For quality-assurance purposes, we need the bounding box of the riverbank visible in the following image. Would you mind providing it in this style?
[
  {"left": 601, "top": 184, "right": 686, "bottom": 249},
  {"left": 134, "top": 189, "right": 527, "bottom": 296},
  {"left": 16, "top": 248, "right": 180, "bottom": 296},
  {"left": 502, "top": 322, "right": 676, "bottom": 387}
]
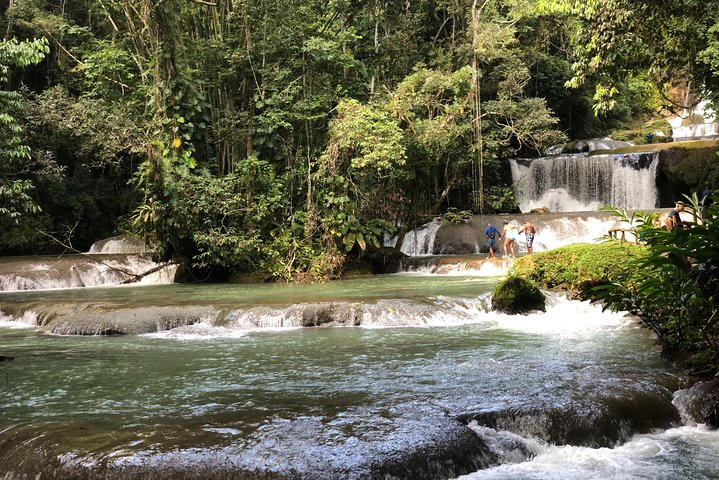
[{"left": 509, "top": 241, "right": 719, "bottom": 427}]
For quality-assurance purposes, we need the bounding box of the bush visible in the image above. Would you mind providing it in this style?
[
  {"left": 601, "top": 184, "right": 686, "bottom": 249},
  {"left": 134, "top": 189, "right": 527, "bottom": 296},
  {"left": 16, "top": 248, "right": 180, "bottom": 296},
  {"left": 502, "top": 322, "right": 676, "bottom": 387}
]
[{"left": 591, "top": 203, "right": 719, "bottom": 377}]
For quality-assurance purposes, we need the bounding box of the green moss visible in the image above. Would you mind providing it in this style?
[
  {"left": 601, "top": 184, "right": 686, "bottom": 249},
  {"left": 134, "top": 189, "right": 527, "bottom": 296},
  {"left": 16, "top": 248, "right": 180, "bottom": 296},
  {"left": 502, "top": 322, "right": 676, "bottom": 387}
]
[
  {"left": 513, "top": 242, "right": 648, "bottom": 295},
  {"left": 492, "top": 276, "right": 546, "bottom": 314}
]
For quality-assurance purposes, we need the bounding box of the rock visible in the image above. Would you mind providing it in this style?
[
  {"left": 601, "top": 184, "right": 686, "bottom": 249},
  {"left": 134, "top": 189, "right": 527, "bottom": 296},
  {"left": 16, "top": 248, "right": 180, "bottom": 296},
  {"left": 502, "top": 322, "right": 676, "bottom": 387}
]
[
  {"left": 41, "top": 305, "right": 217, "bottom": 335},
  {"left": 301, "top": 303, "right": 361, "bottom": 327},
  {"left": 656, "top": 142, "right": 718, "bottom": 206},
  {"left": 491, "top": 276, "right": 546, "bottom": 314},
  {"left": 529, "top": 207, "right": 550, "bottom": 214},
  {"left": 672, "top": 380, "right": 719, "bottom": 427},
  {"left": 457, "top": 389, "right": 680, "bottom": 448},
  {"left": 432, "top": 222, "right": 481, "bottom": 255}
]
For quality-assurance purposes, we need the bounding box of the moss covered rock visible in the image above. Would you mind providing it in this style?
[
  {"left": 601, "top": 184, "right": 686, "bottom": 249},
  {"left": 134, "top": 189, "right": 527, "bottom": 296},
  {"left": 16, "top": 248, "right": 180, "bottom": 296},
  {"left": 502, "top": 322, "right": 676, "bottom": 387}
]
[
  {"left": 492, "top": 276, "right": 546, "bottom": 314},
  {"left": 513, "top": 242, "right": 647, "bottom": 294}
]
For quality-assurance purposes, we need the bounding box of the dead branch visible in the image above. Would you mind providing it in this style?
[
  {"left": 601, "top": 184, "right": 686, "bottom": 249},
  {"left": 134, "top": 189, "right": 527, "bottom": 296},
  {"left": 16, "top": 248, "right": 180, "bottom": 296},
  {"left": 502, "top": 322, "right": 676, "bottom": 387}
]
[{"left": 36, "top": 228, "right": 179, "bottom": 285}]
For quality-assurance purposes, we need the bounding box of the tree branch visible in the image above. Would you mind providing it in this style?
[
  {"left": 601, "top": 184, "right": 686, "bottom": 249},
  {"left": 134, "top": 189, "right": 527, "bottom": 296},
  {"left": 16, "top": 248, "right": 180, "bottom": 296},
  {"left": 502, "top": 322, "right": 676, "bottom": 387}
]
[{"left": 36, "top": 228, "right": 178, "bottom": 285}]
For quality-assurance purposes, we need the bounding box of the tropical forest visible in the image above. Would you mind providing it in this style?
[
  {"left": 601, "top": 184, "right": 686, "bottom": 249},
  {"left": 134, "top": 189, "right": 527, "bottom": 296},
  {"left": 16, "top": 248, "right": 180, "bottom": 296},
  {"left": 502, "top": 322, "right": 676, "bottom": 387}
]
[{"left": 1, "top": 0, "right": 718, "bottom": 478}]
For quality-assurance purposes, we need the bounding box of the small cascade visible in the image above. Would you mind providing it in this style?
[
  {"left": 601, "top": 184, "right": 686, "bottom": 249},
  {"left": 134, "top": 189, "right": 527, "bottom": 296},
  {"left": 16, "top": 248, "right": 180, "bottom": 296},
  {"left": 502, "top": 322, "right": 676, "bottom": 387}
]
[
  {"left": 672, "top": 122, "right": 719, "bottom": 140},
  {"left": 0, "top": 254, "right": 177, "bottom": 292},
  {"left": 0, "top": 295, "right": 495, "bottom": 336},
  {"left": 399, "top": 255, "right": 512, "bottom": 276},
  {"left": 151, "top": 297, "right": 494, "bottom": 338},
  {"left": 400, "top": 219, "right": 442, "bottom": 255},
  {"left": 0, "top": 235, "right": 176, "bottom": 292},
  {"left": 87, "top": 234, "right": 150, "bottom": 254},
  {"left": 509, "top": 152, "right": 659, "bottom": 212},
  {"left": 398, "top": 211, "right": 627, "bottom": 261}
]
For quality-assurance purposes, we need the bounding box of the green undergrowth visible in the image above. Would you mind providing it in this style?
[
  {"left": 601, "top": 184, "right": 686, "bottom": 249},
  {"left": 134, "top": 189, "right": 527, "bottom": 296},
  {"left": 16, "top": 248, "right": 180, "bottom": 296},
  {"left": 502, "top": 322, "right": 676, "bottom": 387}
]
[{"left": 512, "top": 242, "right": 649, "bottom": 296}]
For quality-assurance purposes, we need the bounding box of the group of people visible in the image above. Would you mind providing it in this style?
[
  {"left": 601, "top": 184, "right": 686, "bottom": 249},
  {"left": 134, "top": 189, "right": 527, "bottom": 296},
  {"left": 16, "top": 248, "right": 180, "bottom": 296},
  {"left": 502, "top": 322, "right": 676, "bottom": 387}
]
[{"left": 484, "top": 220, "right": 536, "bottom": 259}]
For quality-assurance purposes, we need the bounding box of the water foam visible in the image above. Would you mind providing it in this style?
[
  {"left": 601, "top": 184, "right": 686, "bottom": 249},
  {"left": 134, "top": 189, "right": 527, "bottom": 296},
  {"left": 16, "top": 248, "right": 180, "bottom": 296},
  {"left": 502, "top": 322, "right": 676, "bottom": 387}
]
[
  {"left": 0, "top": 309, "right": 39, "bottom": 329},
  {"left": 489, "top": 293, "right": 635, "bottom": 337},
  {"left": 457, "top": 425, "right": 719, "bottom": 480}
]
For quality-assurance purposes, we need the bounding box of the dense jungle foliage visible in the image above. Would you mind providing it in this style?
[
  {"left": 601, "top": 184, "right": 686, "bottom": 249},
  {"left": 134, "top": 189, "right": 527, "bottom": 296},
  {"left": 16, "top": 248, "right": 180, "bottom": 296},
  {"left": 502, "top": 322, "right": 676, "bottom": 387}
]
[{"left": 1, "top": 0, "right": 718, "bottom": 281}]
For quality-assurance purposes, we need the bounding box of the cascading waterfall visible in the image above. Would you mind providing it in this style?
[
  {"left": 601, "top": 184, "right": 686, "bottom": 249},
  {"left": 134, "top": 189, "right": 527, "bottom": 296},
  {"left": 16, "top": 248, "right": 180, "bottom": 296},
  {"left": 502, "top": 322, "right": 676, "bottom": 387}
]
[
  {"left": 0, "top": 235, "right": 177, "bottom": 292},
  {"left": 396, "top": 211, "right": 630, "bottom": 264},
  {"left": 400, "top": 218, "right": 442, "bottom": 255},
  {"left": 509, "top": 152, "right": 659, "bottom": 212}
]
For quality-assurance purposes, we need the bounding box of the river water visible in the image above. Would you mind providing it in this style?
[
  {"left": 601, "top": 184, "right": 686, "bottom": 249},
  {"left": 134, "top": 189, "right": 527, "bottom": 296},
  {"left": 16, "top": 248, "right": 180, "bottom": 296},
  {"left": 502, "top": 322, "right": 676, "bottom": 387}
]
[{"left": 1, "top": 274, "right": 718, "bottom": 479}]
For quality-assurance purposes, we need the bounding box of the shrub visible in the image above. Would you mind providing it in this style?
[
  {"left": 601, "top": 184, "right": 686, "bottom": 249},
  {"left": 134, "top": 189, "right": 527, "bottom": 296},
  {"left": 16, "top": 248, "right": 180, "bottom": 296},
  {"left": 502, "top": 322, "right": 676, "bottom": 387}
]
[{"left": 592, "top": 203, "right": 719, "bottom": 376}]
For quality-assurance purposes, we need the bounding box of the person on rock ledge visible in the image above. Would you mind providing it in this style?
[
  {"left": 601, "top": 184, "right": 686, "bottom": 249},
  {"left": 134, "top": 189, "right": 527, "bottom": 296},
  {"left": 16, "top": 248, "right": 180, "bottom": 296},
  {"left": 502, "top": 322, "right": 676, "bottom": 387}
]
[
  {"left": 666, "top": 201, "right": 691, "bottom": 231},
  {"left": 518, "top": 220, "right": 537, "bottom": 254},
  {"left": 500, "top": 220, "right": 518, "bottom": 258},
  {"left": 484, "top": 222, "right": 501, "bottom": 258}
]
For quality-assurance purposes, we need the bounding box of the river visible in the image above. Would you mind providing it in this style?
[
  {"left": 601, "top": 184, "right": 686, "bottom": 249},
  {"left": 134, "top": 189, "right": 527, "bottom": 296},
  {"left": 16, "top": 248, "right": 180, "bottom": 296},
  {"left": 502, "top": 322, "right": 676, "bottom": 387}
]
[{"left": 0, "top": 273, "right": 718, "bottom": 479}]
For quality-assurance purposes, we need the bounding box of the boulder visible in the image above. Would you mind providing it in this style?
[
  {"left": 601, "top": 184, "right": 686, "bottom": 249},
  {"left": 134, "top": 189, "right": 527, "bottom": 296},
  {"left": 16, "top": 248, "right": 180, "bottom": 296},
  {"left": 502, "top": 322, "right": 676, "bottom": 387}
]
[
  {"left": 529, "top": 207, "right": 550, "bottom": 214},
  {"left": 491, "top": 276, "right": 546, "bottom": 314},
  {"left": 656, "top": 142, "right": 718, "bottom": 206},
  {"left": 432, "top": 222, "right": 482, "bottom": 255},
  {"left": 672, "top": 380, "right": 719, "bottom": 427}
]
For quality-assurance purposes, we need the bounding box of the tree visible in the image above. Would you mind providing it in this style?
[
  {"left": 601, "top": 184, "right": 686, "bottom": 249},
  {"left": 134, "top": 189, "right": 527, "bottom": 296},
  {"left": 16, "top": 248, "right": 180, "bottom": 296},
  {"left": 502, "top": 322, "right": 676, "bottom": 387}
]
[
  {"left": 0, "top": 0, "right": 621, "bottom": 278},
  {"left": 556, "top": 0, "right": 719, "bottom": 114},
  {"left": 0, "top": 37, "right": 48, "bottom": 229}
]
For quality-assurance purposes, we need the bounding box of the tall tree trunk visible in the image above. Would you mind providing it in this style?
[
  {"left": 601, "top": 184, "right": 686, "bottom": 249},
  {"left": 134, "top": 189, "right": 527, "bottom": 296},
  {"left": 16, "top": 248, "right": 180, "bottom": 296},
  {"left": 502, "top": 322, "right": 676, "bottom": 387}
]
[{"left": 471, "top": 0, "right": 485, "bottom": 213}]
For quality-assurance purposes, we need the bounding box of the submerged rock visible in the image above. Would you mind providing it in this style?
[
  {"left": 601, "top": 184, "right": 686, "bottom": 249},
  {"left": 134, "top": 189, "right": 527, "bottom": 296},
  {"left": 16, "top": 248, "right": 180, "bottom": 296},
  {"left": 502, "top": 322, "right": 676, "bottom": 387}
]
[
  {"left": 673, "top": 380, "right": 719, "bottom": 428},
  {"left": 38, "top": 305, "right": 217, "bottom": 335},
  {"left": 491, "top": 276, "right": 546, "bottom": 314},
  {"left": 301, "top": 303, "right": 362, "bottom": 327},
  {"left": 457, "top": 389, "right": 681, "bottom": 448}
]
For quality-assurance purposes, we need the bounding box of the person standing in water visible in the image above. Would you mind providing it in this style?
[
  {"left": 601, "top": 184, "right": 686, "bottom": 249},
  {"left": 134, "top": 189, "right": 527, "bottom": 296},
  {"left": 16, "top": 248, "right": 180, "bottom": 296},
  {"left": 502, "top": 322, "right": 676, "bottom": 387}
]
[
  {"left": 501, "top": 221, "right": 518, "bottom": 258},
  {"left": 484, "top": 222, "right": 501, "bottom": 258},
  {"left": 518, "top": 220, "right": 537, "bottom": 254}
]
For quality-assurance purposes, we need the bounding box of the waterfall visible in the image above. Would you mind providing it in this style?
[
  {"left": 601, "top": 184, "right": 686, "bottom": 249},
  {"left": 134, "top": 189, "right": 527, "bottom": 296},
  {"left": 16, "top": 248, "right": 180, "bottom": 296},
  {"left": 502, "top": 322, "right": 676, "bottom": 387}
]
[
  {"left": 509, "top": 152, "right": 659, "bottom": 213},
  {"left": 400, "top": 219, "right": 442, "bottom": 255},
  {"left": 0, "top": 236, "right": 176, "bottom": 292},
  {"left": 397, "top": 211, "right": 627, "bottom": 261}
]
